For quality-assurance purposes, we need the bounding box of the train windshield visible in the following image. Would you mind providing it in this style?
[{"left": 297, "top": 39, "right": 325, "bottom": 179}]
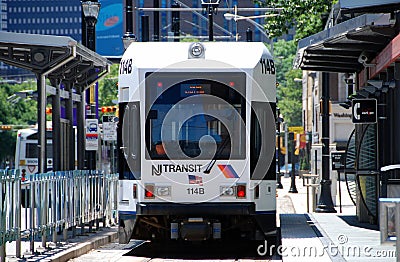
[{"left": 145, "top": 74, "right": 246, "bottom": 160}]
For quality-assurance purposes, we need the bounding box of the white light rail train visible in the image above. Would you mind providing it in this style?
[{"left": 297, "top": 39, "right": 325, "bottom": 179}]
[{"left": 117, "top": 42, "right": 277, "bottom": 243}]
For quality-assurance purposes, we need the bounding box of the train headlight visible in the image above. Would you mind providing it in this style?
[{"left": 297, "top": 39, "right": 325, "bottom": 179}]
[
  {"left": 156, "top": 186, "right": 171, "bottom": 197},
  {"left": 220, "top": 186, "right": 235, "bottom": 197}
]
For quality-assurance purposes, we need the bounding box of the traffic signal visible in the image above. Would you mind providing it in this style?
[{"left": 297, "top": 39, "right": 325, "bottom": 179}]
[
  {"left": 0, "top": 125, "right": 12, "bottom": 131},
  {"left": 46, "top": 107, "right": 52, "bottom": 114},
  {"left": 101, "top": 106, "right": 117, "bottom": 113}
]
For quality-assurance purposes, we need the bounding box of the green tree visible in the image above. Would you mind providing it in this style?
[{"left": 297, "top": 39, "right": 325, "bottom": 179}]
[
  {"left": 255, "top": 0, "right": 334, "bottom": 40},
  {"left": 272, "top": 40, "right": 302, "bottom": 127},
  {"left": 273, "top": 39, "right": 298, "bottom": 93},
  {"left": 0, "top": 80, "right": 37, "bottom": 166},
  {"left": 278, "top": 69, "right": 302, "bottom": 126},
  {"left": 98, "top": 64, "right": 118, "bottom": 107}
]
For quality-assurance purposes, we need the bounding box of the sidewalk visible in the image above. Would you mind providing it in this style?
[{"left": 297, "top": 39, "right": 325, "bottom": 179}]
[{"left": 277, "top": 175, "right": 397, "bottom": 261}]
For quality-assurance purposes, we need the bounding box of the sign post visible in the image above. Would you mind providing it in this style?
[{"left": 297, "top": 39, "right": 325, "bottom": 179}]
[
  {"left": 85, "top": 119, "right": 99, "bottom": 151},
  {"left": 331, "top": 151, "right": 345, "bottom": 212},
  {"left": 102, "top": 115, "right": 117, "bottom": 141}
]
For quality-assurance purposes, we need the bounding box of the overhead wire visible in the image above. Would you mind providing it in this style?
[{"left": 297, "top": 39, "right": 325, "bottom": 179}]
[{"left": 175, "top": 0, "right": 234, "bottom": 37}]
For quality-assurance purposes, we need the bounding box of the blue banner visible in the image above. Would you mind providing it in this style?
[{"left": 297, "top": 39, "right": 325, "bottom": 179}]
[{"left": 96, "top": 0, "right": 124, "bottom": 58}]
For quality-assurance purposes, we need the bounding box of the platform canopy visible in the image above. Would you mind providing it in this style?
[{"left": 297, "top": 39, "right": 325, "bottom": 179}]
[
  {"left": 0, "top": 31, "right": 112, "bottom": 89},
  {"left": 294, "top": 13, "right": 397, "bottom": 73}
]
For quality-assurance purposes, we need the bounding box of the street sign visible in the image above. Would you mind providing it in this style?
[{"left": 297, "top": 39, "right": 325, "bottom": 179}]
[
  {"left": 85, "top": 119, "right": 99, "bottom": 151},
  {"left": 331, "top": 151, "right": 345, "bottom": 171},
  {"left": 288, "top": 126, "right": 304, "bottom": 134},
  {"left": 102, "top": 115, "right": 117, "bottom": 141},
  {"left": 352, "top": 99, "right": 377, "bottom": 124}
]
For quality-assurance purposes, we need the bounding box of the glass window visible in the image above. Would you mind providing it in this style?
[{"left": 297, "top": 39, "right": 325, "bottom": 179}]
[
  {"left": 250, "top": 102, "right": 276, "bottom": 180},
  {"left": 145, "top": 73, "right": 246, "bottom": 160},
  {"left": 120, "top": 102, "right": 141, "bottom": 180},
  {"left": 26, "top": 143, "right": 53, "bottom": 158}
]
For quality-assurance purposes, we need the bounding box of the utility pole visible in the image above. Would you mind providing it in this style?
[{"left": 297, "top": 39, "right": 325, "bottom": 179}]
[
  {"left": 153, "top": 0, "right": 160, "bottom": 41},
  {"left": 171, "top": 1, "right": 180, "bottom": 42},
  {"left": 82, "top": 0, "right": 101, "bottom": 171},
  {"left": 201, "top": 0, "right": 220, "bottom": 41},
  {"left": 288, "top": 132, "right": 298, "bottom": 193}
]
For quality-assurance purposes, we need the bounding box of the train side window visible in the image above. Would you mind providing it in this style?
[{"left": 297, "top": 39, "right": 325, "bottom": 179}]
[
  {"left": 250, "top": 102, "right": 276, "bottom": 180},
  {"left": 128, "top": 102, "right": 141, "bottom": 179},
  {"left": 120, "top": 102, "right": 141, "bottom": 180}
]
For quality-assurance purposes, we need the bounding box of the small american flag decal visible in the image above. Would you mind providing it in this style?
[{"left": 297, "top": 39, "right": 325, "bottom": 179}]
[{"left": 188, "top": 175, "right": 203, "bottom": 186}]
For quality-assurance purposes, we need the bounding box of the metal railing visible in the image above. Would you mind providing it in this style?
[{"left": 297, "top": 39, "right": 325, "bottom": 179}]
[
  {"left": 379, "top": 198, "right": 400, "bottom": 262},
  {"left": 0, "top": 169, "right": 118, "bottom": 260}
]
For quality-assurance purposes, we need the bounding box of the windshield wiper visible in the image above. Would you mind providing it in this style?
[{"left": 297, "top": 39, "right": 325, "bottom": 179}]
[{"left": 203, "top": 137, "right": 229, "bottom": 174}]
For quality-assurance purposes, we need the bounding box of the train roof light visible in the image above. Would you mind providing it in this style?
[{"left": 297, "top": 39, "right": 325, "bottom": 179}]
[{"left": 188, "top": 43, "right": 205, "bottom": 59}]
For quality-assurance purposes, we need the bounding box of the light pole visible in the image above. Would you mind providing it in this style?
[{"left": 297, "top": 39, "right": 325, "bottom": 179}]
[
  {"left": 82, "top": 1, "right": 100, "bottom": 51},
  {"left": 316, "top": 72, "right": 337, "bottom": 213},
  {"left": 82, "top": 0, "right": 100, "bottom": 171},
  {"left": 288, "top": 132, "right": 298, "bottom": 193},
  {"left": 123, "top": 0, "right": 137, "bottom": 49}
]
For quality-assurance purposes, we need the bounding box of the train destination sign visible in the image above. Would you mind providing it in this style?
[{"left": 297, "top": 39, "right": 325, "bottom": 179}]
[{"left": 181, "top": 83, "right": 211, "bottom": 97}]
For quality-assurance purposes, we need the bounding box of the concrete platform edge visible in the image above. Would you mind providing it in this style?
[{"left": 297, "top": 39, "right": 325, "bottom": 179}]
[{"left": 49, "top": 231, "right": 118, "bottom": 262}]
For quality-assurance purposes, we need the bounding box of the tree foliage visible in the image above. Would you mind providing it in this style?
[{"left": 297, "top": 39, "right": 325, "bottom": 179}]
[
  {"left": 273, "top": 40, "right": 297, "bottom": 90},
  {"left": 98, "top": 64, "right": 118, "bottom": 107},
  {"left": 278, "top": 69, "right": 302, "bottom": 126},
  {"left": 255, "top": 0, "right": 334, "bottom": 41},
  {"left": 255, "top": 1, "right": 336, "bottom": 126},
  {"left": 0, "top": 80, "right": 37, "bottom": 166},
  {"left": 273, "top": 40, "right": 302, "bottom": 127}
]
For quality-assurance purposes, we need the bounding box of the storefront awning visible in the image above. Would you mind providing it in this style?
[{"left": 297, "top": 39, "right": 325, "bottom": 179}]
[{"left": 294, "top": 13, "right": 397, "bottom": 73}]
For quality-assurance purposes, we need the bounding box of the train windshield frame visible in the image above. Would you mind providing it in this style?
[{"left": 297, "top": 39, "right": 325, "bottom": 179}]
[{"left": 145, "top": 72, "right": 246, "bottom": 160}]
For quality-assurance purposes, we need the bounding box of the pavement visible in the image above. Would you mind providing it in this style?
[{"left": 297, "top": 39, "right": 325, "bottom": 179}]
[{"left": 278, "top": 175, "right": 397, "bottom": 262}]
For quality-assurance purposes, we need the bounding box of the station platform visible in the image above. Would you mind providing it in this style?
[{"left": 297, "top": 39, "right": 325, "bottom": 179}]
[
  {"left": 278, "top": 175, "right": 397, "bottom": 261},
  {"left": 3, "top": 224, "right": 118, "bottom": 262}
]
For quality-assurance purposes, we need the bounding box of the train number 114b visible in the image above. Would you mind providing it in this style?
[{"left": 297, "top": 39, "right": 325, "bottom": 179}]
[
  {"left": 187, "top": 188, "right": 205, "bottom": 195},
  {"left": 260, "top": 58, "right": 275, "bottom": 75}
]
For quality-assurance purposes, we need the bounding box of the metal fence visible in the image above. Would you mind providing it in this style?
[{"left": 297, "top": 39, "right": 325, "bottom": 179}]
[
  {"left": 0, "top": 169, "right": 118, "bottom": 260},
  {"left": 379, "top": 198, "right": 400, "bottom": 262}
]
